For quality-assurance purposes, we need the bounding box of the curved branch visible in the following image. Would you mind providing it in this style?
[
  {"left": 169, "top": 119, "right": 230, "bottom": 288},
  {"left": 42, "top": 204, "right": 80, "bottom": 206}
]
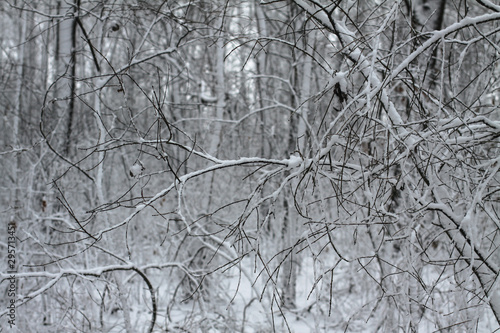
[
  {"left": 0, "top": 265, "right": 163, "bottom": 332},
  {"left": 477, "top": 0, "right": 500, "bottom": 12}
]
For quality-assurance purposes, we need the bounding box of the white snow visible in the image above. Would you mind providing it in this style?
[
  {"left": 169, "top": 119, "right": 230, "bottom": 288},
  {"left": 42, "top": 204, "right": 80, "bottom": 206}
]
[
  {"left": 286, "top": 155, "right": 303, "bottom": 168},
  {"left": 129, "top": 161, "right": 144, "bottom": 177}
]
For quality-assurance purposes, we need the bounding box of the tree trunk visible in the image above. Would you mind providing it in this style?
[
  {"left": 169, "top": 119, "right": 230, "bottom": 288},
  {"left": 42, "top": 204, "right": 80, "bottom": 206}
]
[
  {"left": 209, "top": 18, "right": 226, "bottom": 157},
  {"left": 55, "top": 0, "right": 77, "bottom": 156}
]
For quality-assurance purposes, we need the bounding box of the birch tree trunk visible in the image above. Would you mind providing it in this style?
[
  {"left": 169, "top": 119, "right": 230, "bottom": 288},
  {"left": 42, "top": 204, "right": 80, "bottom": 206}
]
[
  {"left": 209, "top": 19, "right": 226, "bottom": 157},
  {"left": 54, "top": 0, "right": 77, "bottom": 156}
]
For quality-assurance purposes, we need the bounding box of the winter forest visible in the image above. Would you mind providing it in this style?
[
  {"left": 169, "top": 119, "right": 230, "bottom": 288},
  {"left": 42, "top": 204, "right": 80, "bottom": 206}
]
[{"left": 1, "top": 0, "right": 500, "bottom": 332}]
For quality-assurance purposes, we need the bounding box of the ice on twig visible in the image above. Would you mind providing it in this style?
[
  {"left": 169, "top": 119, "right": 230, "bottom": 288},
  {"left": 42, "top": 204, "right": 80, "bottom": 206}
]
[
  {"left": 286, "top": 155, "right": 302, "bottom": 168},
  {"left": 129, "top": 160, "right": 145, "bottom": 178}
]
